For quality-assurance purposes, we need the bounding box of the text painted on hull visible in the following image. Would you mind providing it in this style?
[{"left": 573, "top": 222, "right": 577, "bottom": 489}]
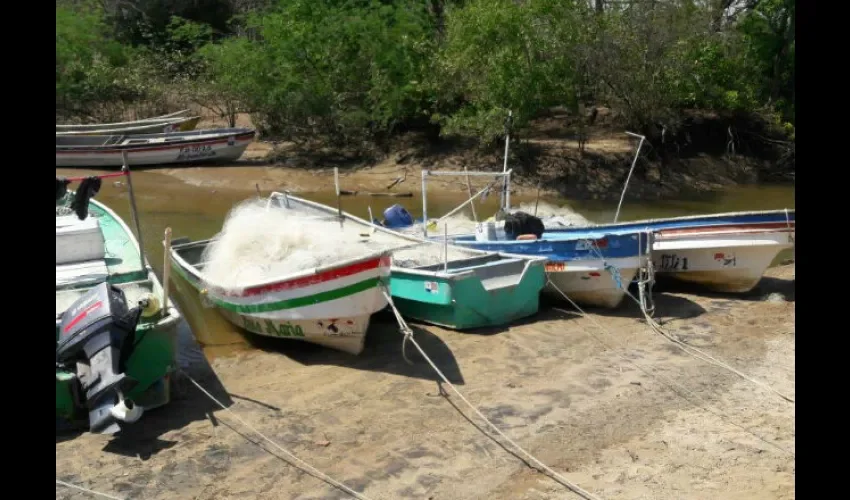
[{"left": 242, "top": 316, "right": 305, "bottom": 337}]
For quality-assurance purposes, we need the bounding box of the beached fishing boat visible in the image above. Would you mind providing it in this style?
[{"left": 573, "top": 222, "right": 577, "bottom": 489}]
[
  {"left": 440, "top": 219, "right": 651, "bottom": 309},
  {"left": 56, "top": 127, "right": 255, "bottom": 168},
  {"left": 56, "top": 176, "right": 181, "bottom": 434},
  {"left": 544, "top": 209, "right": 795, "bottom": 293},
  {"left": 56, "top": 110, "right": 191, "bottom": 132},
  {"left": 383, "top": 168, "right": 651, "bottom": 309},
  {"left": 169, "top": 240, "right": 393, "bottom": 356},
  {"left": 267, "top": 192, "right": 548, "bottom": 330},
  {"left": 56, "top": 115, "right": 201, "bottom": 137}
]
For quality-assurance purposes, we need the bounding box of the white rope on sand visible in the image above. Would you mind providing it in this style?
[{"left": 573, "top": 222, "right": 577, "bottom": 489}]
[
  {"left": 622, "top": 289, "right": 796, "bottom": 404},
  {"left": 544, "top": 278, "right": 795, "bottom": 458},
  {"left": 182, "top": 372, "right": 374, "bottom": 500},
  {"left": 56, "top": 479, "right": 124, "bottom": 500},
  {"left": 582, "top": 239, "right": 795, "bottom": 404},
  {"left": 379, "top": 288, "right": 605, "bottom": 500}
]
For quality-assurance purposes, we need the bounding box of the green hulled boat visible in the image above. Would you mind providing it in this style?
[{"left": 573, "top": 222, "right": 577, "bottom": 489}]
[
  {"left": 56, "top": 180, "right": 181, "bottom": 434},
  {"left": 388, "top": 253, "right": 546, "bottom": 330}
]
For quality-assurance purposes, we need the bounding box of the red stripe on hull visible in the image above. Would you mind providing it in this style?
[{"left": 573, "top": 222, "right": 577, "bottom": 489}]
[
  {"left": 657, "top": 222, "right": 795, "bottom": 238},
  {"left": 227, "top": 254, "right": 390, "bottom": 298},
  {"left": 57, "top": 133, "right": 255, "bottom": 155}
]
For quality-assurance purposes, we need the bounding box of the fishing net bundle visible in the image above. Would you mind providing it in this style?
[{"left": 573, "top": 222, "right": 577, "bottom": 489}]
[{"left": 199, "top": 198, "right": 483, "bottom": 291}]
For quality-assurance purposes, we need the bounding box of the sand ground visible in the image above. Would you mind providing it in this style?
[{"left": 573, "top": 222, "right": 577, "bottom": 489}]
[{"left": 56, "top": 265, "right": 795, "bottom": 500}]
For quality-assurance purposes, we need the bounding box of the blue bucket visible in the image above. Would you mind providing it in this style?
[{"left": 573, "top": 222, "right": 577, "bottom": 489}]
[{"left": 383, "top": 204, "right": 414, "bottom": 228}]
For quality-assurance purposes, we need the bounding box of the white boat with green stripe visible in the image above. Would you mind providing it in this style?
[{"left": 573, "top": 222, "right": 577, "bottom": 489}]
[{"left": 169, "top": 238, "right": 392, "bottom": 355}]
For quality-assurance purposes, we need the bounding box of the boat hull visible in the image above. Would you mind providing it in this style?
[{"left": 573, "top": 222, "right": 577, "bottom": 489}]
[
  {"left": 218, "top": 310, "right": 372, "bottom": 355},
  {"left": 56, "top": 130, "right": 254, "bottom": 167},
  {"left": 170, "top": 248, "right": 392, "bottom": 355},
  {"left": 544, "top": 210, "right": 795, "bottom": 294},
  {"left": 389, "top": 261, "right": 547, "bottom": 329},
  {"left": 650, "top": 226, "right": 794, "bottom": 293},
  {"left": 542, "top": 257, "right": 642, "bottom": 308},
  {"left": 449, "top": 232, "right": 649, "bottom": 309},
  {"left": 55, "top": 197, "right": 181, "bottom": 429}
]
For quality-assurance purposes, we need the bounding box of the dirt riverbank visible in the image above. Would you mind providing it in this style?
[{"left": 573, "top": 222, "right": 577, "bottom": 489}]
[
  {"left": 173, "top": 109, "right": 794, "bottom": 202},
  {"left": 56, "top": 265, "right": 795, "bottom": 500}
]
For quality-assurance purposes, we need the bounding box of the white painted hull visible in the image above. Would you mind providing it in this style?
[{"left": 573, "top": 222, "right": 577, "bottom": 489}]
[
  {"left": 542, "top": 256, "right": 643, "bottom": 308},
  {"left": 170, "top": 243, "right": 393, "bottom": 355},
  {"left": 651, "top": 229, "right": 794, "bottom": 293},
  {"left": 56, "top": 134, "right": 253, "bottom": 167},
  {"left": 219, "top": 310, "right": 373, "bottom": 355}
]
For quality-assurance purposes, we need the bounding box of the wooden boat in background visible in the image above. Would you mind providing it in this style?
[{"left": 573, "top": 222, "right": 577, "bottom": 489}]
[
  {"left": 56, "top": 115, "right": 201, "bottom": 136},
  {"left": 57, "top": 110, "right": 191, "bottom": 132},
  {"left": 56, "top": 127, "right": 256, "bottom": 168}
]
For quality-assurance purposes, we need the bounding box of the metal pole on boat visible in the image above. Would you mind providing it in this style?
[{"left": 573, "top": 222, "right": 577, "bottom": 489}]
[
  {"left": 464, "top": 166, "right": 478, "bottom": 222},
  {"left": 421, "top": 169, "right": 429, "bottom": 238},
  {"left": 613, "top": 132, "right": 646, "bottom": 223},
  {"left": 500, "top": 110, "right": 512, "bottom": 213},
  {"left": 121, "top": 151, "right": 147, "bottom": 273},
  {"left": 334, "top": 167, "right": 343, "bottom": 228},
  {"left": 444, "top": 223, "right": 449, "bottom": 273},
  {"left": 162, "top": 227, "right": 172, "bottom": 312}
]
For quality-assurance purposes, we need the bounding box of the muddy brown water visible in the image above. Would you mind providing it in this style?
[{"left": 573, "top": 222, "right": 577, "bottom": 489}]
[{"left": 56, "top": 166, "right": 795, "bottom": 361}]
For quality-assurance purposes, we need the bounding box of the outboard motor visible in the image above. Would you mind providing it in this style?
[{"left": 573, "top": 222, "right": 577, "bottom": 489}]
[{"left": 56, "top": 282, "right": 144, "bottom": 434}]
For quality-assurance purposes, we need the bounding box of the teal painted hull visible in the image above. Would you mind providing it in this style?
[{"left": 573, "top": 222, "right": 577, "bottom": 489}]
[{"left": 389, "top": 264, "right": 546, "bottom": 330}]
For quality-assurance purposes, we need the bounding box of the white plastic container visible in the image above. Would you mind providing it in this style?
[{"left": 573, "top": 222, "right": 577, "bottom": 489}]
[{"left": 475, "top": 221, "right": 497, "bottom": 241}]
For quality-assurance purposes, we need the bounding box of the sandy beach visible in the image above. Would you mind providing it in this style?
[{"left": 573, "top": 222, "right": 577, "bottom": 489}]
[{"left": 56, "top": 264, "right": 795, "bottom": 500}]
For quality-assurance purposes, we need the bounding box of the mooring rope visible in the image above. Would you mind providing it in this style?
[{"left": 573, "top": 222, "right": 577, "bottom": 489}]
[
  {"left": 56, "top": 479, "right": 124, "bottom": 500},
  {"left": 622, "top": 288, "right": 796, "bottom": 404},
  {"left": 379, "top": 288, "right": 605, "bottom": 500},
  {"left": 181, "top": 371, "right": 374, "bottom": 500},
  {"left": 544, "top": 278, "right": 795, "bottom": 458},
  {"left": 580, "top": 236, "right": 795, "bottom": 405}
]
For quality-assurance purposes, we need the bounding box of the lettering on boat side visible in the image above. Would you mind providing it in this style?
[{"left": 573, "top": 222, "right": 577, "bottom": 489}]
[
  {"left": 545, "top": 262, "right": 566, "bottom": 272},
  {"left": 713, "top": 252, "right": 737, "bottom": 267},
  {"left": 659, "top": 254, "right": 689, "bottom": 271},
  {"left": 576, "top": 238, "right": 609, "bottom": 251},
  {"left": 242, "top": 316, "right": 305, "bottom": 337},
  {"left": 176, "top": 144, "right": 216, "bottom": 161}
]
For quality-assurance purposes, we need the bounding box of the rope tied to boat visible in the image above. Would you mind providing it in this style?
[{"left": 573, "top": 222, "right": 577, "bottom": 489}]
[
  {"left": 56, "top": 479, "right": 125, "bottom": 500},
  {"left": 179, "top": 370, "right": 375, "bottom": 500},
  {"left": 603, "top": 262, "right": 623, "bottom": 290},
  {"left": 378, "top": 287, "right": 605, "bottom": 500},
  {"left": 543, "top": 278, "right": 795, "bottom": 458}
]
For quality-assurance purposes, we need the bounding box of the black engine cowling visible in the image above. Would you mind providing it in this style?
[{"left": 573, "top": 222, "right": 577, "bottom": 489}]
[
  {"left": 503, "top": 211, "right": 545, "bottom": 240},
  {"left": 56, "top": 282, "right": 143, "bottom": 434}
]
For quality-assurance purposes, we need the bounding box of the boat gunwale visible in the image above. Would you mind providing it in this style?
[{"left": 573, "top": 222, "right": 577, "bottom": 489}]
[
  {"left": 273, "top": 192, "right": 549, "bottom": 267},
  {"left": 56, "top": 110, "right": 191, "bottom": 130},
  {"left": 169, "top": 237, "right": 393, "bottom": 299},
  {"left": 55, "top": 116, "right": 201, "bottom": 136},
  {"left": 56, "top": 129, "right": 256, "bottom": 152}
]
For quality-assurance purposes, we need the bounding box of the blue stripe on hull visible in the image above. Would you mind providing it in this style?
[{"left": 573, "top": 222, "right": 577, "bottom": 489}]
[{"left": 449, "top": 231, "right": 645, "bottom": 261}]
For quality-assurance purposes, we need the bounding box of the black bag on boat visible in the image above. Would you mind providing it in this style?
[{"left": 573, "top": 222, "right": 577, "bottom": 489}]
[
  {"left": 71, "top": 176, "right": 102, "bottom": 220},
  {"left": 56, "top": 177, "right": 70, "bottom": 201},
  {"left": 503, "top": 211, "right": 545, "bottom": 240}
]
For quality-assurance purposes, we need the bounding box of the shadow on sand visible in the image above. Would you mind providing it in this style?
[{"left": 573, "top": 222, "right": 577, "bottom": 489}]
[
  {"left": 56, "top": 319, "right": 235, "bottom": 461},
  {"left": 650, "top": 274, "right": 795, "bottom": 303},
  {"left": 235, "top": 309, "right": 466, "bottom": 386}
]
